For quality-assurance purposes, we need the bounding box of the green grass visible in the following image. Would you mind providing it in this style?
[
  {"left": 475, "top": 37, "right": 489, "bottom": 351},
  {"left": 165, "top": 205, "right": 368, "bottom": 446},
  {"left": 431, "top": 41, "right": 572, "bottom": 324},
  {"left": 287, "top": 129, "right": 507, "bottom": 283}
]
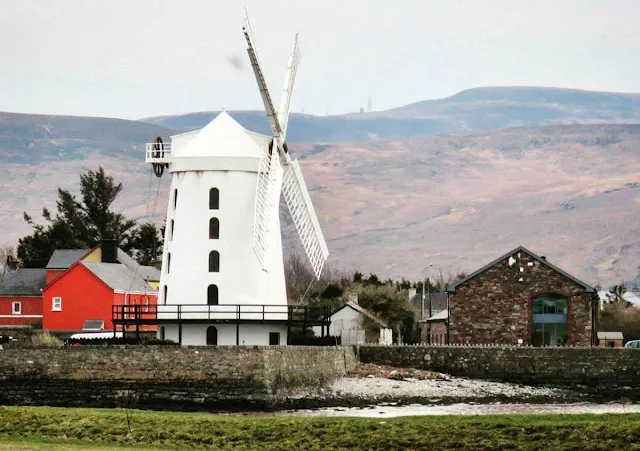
[{"left": 1, "top": 406, "right": 640, "bottom": 450}]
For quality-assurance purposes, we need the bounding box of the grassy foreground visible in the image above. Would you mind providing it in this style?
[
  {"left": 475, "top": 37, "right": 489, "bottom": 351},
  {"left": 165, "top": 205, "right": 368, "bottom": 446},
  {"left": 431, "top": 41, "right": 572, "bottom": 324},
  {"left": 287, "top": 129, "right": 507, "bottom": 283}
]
[{"left": 1, "top": 406, "right": 640, "bottom": 450}]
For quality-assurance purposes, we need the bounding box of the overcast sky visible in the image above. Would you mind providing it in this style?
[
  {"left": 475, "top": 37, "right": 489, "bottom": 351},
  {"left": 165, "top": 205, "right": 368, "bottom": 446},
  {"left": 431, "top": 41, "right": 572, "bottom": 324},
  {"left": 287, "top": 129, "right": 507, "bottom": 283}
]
[{"left": 2, "top": 0, "right": 639, "bottom": 119}]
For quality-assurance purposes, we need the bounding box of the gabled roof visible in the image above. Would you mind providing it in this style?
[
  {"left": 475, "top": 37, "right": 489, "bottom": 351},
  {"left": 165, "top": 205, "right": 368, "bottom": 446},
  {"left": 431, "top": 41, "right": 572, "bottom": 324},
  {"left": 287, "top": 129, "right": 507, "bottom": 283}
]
[
  {"left": 424, "top": 309, "right": 448, "bottom": 322},
  {"left": 332, "top": 301, "right": 389, "bottom": 329},
  {"left": 0, "top": 269, "right": 46, "bottom": 296},
  {"left": 448, "top": 246, "right": 595, "bottom": 293},
  {"left": 409, "top": 292, "right": 448, "bottom": 313},
  {"left": 81, "top": 262, "right": 155, "bottom": 292},
  {"left": 597, "top": 331, "right": 623, "bottom": 340},
  {"left": 116, "top": 249, "right": 160, "bottom": 281},
  {"left": 45, "top": 249, "right": 90, "bottom": 269}
]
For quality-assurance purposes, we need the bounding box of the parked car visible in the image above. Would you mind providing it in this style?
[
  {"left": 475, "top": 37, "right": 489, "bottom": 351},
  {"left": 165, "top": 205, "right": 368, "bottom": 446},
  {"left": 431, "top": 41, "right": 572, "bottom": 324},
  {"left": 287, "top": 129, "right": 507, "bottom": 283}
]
[{"left": 625, "top": 340, "right": 640, "bottom": 348}]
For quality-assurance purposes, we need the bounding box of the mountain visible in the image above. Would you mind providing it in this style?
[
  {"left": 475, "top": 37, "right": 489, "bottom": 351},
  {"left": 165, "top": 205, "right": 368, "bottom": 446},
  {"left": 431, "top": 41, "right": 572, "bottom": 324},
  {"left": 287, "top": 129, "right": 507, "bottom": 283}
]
[
  {"left": 142, "top": 87, "right": 640, "bottom": 142},
  {"left": 1, "top": 107, "right": 639, "bottom": 286},
  {"left": 0, "top": 112, "right": 176, "bottom": 165}
]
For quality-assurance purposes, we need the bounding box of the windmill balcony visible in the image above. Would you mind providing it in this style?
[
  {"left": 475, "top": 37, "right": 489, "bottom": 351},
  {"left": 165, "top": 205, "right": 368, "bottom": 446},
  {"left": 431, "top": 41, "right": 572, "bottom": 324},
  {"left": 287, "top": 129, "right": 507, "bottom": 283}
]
[
  {"left": 112, "top": 304, "right": 330, "bottom": 326},
  {"left": 145, "top": 142, "right": 172, "bottom": 164}
]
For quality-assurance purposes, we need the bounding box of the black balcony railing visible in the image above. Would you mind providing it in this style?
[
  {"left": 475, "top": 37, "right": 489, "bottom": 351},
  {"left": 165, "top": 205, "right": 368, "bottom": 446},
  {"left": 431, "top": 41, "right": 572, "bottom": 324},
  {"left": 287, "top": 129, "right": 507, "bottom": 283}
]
[{"left": 112, "top": 304, "right": 330, "bottom": 326}]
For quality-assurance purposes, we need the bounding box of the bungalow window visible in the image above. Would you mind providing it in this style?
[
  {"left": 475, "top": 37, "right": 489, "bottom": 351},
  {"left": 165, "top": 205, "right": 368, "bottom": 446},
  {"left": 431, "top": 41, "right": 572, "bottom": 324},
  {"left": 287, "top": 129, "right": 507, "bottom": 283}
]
[
  {"left": 52, "top": 297, "right": 62, "bottom": 311},
  {"left": 12, "top": 302, "right": 21, "bottom": 315},
  {"left": 209, "top": 188, "right": 219, "bottom": 210},
  {"left": 209, "top": 218, "right": 219, "bottom": 239},
  {"left": 208, "top": 251, "right": 220, "bottom": 272}
]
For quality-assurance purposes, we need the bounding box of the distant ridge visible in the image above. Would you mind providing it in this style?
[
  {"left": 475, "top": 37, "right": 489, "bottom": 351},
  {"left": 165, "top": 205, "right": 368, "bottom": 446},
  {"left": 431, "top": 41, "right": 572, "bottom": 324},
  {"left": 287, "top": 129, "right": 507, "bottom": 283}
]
[{"left": 141, "top": 86, "right": 640, "bottom": 142}]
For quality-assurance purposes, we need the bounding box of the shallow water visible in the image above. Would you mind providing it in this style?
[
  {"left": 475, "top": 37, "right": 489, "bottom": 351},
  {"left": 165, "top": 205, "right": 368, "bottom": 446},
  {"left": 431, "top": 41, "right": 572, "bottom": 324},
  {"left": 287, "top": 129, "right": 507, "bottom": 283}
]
[{"left": 279, "top": 402, "right": 640, "bottom": 418}]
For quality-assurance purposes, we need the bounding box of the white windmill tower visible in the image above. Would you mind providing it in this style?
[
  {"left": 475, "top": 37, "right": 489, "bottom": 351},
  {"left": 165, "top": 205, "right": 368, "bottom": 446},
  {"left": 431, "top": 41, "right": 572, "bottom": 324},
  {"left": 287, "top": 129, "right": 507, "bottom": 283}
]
[{"left": 137, "top": 14, "right": 329, "bottom": 346}]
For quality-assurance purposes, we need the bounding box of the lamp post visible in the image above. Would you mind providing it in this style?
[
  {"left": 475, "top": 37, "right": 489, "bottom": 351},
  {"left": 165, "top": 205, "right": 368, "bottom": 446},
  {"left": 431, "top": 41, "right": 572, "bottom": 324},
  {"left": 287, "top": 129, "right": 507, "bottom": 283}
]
[{"left": 422, "top": 264, "right": 434, "bottom": 320}]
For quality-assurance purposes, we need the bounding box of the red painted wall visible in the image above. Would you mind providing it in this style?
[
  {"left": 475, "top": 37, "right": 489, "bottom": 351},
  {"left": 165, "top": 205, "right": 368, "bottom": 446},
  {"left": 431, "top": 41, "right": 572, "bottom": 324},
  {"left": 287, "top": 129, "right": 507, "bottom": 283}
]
[
  {"left": 0, "top": 296, "right": 42, "bottom": 326},
  {"left": 43, "top": 264, "right": 115, "bottom": 331},
  {"left": 46, "top": 269, "right": 65, "bottom": 285}
]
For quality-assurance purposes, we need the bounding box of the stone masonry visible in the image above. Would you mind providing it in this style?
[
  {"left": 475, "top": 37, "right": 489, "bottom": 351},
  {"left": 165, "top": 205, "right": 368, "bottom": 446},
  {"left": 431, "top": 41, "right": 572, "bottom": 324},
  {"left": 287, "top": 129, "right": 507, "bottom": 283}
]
[
  {"left": 448, "top": 247, "right": 597, "bottom": 346},
  {"left": 0, "top": 346, "right": 356, "bottom": 410}
]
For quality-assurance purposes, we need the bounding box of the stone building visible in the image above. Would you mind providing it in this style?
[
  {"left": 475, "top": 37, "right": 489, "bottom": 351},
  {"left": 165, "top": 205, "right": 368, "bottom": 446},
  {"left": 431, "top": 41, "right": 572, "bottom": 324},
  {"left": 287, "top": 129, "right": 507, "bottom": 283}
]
[{"left": 447, "top": 246, "right": 598, "bottom": 347}]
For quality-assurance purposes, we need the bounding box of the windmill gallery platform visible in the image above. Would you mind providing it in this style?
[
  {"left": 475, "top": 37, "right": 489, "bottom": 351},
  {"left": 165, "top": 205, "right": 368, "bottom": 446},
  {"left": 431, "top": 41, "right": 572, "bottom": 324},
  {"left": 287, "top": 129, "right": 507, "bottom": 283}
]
[{"left": 127, "top": 16, "right": 330, "bottom": 346}]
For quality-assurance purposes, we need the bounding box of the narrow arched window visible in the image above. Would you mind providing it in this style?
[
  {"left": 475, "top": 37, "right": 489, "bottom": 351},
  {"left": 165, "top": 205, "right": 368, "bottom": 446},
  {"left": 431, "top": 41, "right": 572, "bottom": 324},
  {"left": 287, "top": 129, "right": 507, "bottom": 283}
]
[
  {"left": 209, "top": 218, "right": 219, "bottom": 239},
  {"left": 170, "top": 219, "right": 174, "bottom": 241},
  {"left": 209, "top": 188, "right": 219, "bottom": 210},
  {"left": 206, "top": 326, "right": 218, "bottom": 345},
  {"left": 163, "top": 285, "right": 168, "bottom": 305},
  {"left": 207, "top": 284, "right": 219, "bottom": 305},
  {"left": 173, "top": 189, "right": 178, "bottom": 209},
  {"left": 208, "top": 251, "right": 220, "bottom": 272},
  {"left": 166, "top": 253, "right": 171, "bottom": 274}
]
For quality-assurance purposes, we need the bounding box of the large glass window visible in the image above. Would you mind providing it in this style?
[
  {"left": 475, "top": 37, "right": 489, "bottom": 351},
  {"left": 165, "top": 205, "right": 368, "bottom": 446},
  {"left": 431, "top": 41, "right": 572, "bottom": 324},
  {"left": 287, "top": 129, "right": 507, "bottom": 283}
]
[{"left": 532, "top": 294, "right": 568, "bottom": 347}]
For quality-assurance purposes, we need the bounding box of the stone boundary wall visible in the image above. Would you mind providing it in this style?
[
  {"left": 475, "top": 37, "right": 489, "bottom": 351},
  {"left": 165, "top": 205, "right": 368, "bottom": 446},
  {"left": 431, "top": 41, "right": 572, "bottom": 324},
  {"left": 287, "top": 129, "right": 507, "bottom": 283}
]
[
  {"left": 0, "top": 346, "right": 355, "bottom": 410},
  {"left": 357, "top": 345, "right": 640, "bottom": 388}
]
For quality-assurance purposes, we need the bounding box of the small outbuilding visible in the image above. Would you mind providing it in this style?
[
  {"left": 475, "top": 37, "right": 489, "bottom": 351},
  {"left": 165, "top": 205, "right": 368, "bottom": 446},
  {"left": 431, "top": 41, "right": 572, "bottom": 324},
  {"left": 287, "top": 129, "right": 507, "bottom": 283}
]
[{"left": 597, "top": 331, "right": 624, "bottom": 348}]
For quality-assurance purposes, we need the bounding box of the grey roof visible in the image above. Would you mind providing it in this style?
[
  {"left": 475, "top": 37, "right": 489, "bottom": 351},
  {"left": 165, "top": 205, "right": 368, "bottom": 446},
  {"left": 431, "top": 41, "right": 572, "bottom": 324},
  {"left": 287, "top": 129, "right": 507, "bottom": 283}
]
[
  {"left": 427, "top": 309, "right": 448, "bottom": 322},
  {"left": 81, "top": 262, "right": 155, "bottom": 292},
  {"left": 447, "top": 246, "right": 595, "bottom": 293},
  {"left": 117, "top": 249, "right": 160, "bottom": 281},
  {"left": 409, "top": 292, "right": 448, "bottom": 314},
  {"left": 0, "top": 269, "right": 46, "bottom": 296},
  {"left": 597, "top": 331, "right": 623, "bottom": 340},
  {"left": 332, "top": 301, "right": 389, "bottom": 329},
  {"left": 46, "top": 249, "right": 89, "bottom": 269}
]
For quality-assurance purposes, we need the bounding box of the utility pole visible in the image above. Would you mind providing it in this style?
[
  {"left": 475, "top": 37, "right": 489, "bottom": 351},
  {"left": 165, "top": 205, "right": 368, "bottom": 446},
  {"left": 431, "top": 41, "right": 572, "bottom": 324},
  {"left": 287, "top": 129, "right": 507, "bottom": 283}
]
[{"left": 422, "top": 264, "right": 434, "bottom": 320}]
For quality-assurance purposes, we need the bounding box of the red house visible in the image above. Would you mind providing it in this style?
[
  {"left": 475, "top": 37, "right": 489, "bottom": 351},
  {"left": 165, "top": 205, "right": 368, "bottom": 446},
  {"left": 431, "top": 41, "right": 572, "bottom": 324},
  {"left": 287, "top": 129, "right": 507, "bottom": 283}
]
[
  {"left": 42, "top": 241, "right": 159, "bottom": 332},
  {"left": 0, "top": 268, "right": 46, "bottom": 327},
  {"left": 45, "top": 249, "right": 91, "bottom": 285}
]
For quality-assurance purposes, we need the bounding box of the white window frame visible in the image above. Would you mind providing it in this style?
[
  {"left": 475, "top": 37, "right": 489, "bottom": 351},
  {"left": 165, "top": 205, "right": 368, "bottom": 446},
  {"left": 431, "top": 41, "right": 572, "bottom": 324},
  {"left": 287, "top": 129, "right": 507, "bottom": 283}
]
[
  {"left": 12, "top": 301, "right": 21, "bottom": 315},
  {"left": 52, "top": 297, "right": 62, "bottom": 311}
]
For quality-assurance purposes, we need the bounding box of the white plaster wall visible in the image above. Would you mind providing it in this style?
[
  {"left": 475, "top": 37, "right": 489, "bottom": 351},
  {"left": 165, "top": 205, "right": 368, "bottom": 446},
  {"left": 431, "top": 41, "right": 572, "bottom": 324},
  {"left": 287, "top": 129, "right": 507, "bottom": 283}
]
[
  {"left": 312, "top": 306, "right": 360, "bottom": 337},
  {"left": 158, "top": 323, "right": 287, "bottom": 346},
  {"left": 159, "top": 169, "right": 286, "bottom": 307}
]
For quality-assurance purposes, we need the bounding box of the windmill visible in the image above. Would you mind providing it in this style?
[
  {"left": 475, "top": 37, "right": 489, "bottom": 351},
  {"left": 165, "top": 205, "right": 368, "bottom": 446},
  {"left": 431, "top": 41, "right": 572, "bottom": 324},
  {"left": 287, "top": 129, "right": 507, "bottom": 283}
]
[
  {"left": 138, "top": 13, "right": 329, "bottom": 346},
  {"left": 243, "top": 15, "right": 329, "bottom": 279}
]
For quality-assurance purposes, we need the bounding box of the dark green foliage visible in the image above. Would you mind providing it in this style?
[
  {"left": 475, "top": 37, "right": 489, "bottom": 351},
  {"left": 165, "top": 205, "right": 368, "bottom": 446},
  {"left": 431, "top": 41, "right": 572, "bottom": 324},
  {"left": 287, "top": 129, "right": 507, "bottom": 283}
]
[{"left": 17, "top": 167, "right": 161, "bottom": 268}]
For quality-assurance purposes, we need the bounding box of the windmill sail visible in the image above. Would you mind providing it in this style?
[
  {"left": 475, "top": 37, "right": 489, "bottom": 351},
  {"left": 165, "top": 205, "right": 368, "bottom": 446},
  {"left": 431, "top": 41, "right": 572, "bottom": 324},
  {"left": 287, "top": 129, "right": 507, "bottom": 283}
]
[
  {"left": 282, "top": 160, "right": 329, "bottom": 279},
  {"left": 252, "top": 143, "right": 283, "bottom": 267}
]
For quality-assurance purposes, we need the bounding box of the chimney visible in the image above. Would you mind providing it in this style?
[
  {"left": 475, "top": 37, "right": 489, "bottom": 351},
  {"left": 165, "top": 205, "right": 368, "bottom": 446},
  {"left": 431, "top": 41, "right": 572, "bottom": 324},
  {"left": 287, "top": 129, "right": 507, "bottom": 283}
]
[
  {"left": 101, "top": 239, "right": 118, "bottom": 263},
  {"left": 348, "top": 293, "right": 358, "bottom": 305},
  {"left": 408, "top": 288, "right": 417, "bottom": 301}
]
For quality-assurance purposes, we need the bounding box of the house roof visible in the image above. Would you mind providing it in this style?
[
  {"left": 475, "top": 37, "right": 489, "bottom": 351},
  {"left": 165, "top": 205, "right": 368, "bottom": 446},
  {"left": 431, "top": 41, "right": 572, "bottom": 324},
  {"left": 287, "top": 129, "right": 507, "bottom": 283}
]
[
  {"left": 332, "top": 301, "right": 389, "bottom": 329},
  {"left": 448, "top": 246, "right": 595, "bottom": 293},
  {"left": 116, "top": 249, "right": 160, "bottom": 281},
  {"left": 0, "top": 269, "right": 46, "bottom": 296},
  {"left": 597, "top": 331, "right": 623, "bottom": 340},
  {"left": 409, "top": 292, "right": 448, "bottom": 314},
  {"left": 45, "top": 249, "right": 90, "bottom": 269},
  {"left": 426, "top": 309, "right": 448, "bottom": 322},
  {"left": 81, "top": 262, "right": 155, "bottom": 292}
]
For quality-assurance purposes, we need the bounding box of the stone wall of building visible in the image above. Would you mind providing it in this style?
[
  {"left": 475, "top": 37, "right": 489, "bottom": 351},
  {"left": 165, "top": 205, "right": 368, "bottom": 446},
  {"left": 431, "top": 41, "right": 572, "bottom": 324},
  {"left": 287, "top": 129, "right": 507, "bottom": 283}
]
[
  {"left": 449, "top": 251, "right": 596, "bottom": 346},
  {"left": 419, "top": 321, "right": 447, "bottom": 345},
  {"left": 0, "top": 346, "right": 355, "bottom": 410},
  {"left": 358, "top": 345, "right": 640, "bottom": 387}
]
